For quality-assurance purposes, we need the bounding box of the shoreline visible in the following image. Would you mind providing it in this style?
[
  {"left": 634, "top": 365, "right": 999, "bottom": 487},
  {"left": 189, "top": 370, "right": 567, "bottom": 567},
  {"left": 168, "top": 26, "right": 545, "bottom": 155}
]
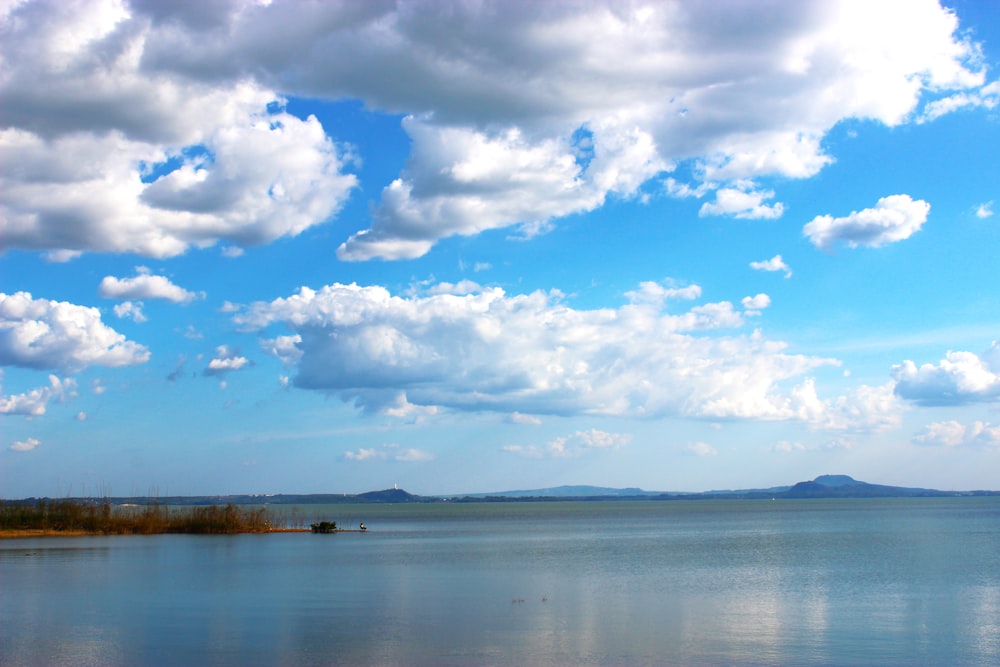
[
  {"left": 0, "top": 528, "right": 308, "bottom": 539},
  {"left": 0, "top": 527, "right": 372, "bottom": 539}
]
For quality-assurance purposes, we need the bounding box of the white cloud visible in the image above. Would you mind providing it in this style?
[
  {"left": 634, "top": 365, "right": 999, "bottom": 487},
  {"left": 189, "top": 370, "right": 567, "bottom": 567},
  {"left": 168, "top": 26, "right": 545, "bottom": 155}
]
[
  {"left": 204, "top": 345, "right": 250, "bottom": 376},
  {"left": 426, "top": 280, "right": 484, "bottom": 296},
  {"left": 892, "top": 341, "right": 1000, "bottom": 405},
  {"left": 773, "top": 440, "right": 807, "bottom": 453},
  {"left": 750, "top": 254, "right": 792, "bottom": 279},
  {"left": 699, "top": 185, "right": 784, "bottom": 220},
  {"left": 0, "top": 292, "right": 150, "bottom": 373},
  {"left": 261, "top": 335, "right": 303, "bottom": 366},
  {"left": 229, "top": 280, "right": 903, "bottom": 429},
  {"left": 394, "top": 448, "right": 435, "bottom": 463},
  {"left": 1, "top": 0, "right": 985, "bottom": 260},
  {"left": 803, "top": 194, "right": 930, "bottom": 250},
  {"left": 336, "top": 120, "right": 661, "bottom": 260},
  {"left": 782, "top": 378, "right": 904, "bottom": 432},
  {"left": 913, "top": 420, "right": 1000, "bottom": 448},
  {"left": 824, "top": 436, "right": 857, "bottom": 450},
  {"left": 506, "top": 429, "right": 631, "bottom": 459},
  {"left": 824, "top": 382, "right": 905, "bottom": 432},
  {"left": 0, "top": 1, "right": 357, "bottom": 258},
  {"left": 919, "top": 80, "right": 1000, "bottom": 123},
  {"left": 344, "top": 444, "right": 434, "bottom": 462},
  {"left": 507, "top": 412, "right": 542, "bottom": 426},
  {"left": 113, "top": 301, "right": 147, "bottom": 323},
  {"left": 99, "top": 268, "right": 203, "bottom": 303},
  {"left": 0, "top": 375, "right": 77, "bottom": 416},
  {"left": 0, "top": 109, "right": 357, "bottom": 258},
  {"left": 625, "top": 281, "right": 701, "bottom": 305},
  {"left": 687, "top": 442, "right": 718, "bottom": 457},
  {"left": 9, "top": 437, "right": 41, "bottom": 452},
  {"left": 976, "top": 201, "right": 994, "bottom": 219},
  {"left": 664, "top": 178, "right": 712, "bottom": 199},
  {"left": 742, "top": 293, "right": 771, "bottom": 315},
  {"left": 344, "top": 447, "right": 385, "bottom": 462}
]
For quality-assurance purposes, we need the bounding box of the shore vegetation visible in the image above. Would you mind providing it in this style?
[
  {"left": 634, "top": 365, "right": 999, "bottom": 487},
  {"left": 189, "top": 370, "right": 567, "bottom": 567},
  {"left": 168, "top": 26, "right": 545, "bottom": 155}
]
[{"left": 0, "top": 499, "right": 284, "bottom": 536}]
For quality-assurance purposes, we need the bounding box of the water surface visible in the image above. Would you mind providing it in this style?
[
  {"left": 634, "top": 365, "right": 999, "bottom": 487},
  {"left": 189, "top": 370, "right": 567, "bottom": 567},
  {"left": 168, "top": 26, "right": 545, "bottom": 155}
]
[{"left": 2, "top": 498, "right": 998, "bottom": 666}]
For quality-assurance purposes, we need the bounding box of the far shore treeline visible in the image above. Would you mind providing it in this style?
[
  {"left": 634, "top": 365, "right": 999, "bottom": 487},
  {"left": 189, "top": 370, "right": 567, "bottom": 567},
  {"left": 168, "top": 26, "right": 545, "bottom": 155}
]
[
  {"left": 4, "top": 475, "right": 998, "bottom": 512},
  {"left": 3, "top": 475, "right": 999, "bottom": 537}
]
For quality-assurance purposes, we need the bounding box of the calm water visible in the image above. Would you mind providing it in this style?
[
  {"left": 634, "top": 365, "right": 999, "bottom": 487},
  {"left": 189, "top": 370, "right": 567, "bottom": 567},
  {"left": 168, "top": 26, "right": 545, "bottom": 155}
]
[{"left": 2, "top": 498, "right": 999, "bottom": 666}]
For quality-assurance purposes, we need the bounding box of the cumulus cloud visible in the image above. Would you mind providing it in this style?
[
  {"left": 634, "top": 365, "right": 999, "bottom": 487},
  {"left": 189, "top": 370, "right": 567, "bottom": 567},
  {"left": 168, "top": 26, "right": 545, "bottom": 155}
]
[
  {"left": 505, "top": 429, "right": 632, "bottom": 459},
  {"left": 892, "top": 341, "right": 1000, "bottom": 405},
  {"left": 699, "top": 185, "right": 784, "bottom": 220},
  {"left": 741, "top": 293, "right": 771, "bottom": 315},
  {"left": 824, "top": 382, "right": 905, "bottom": 432},
  {"left": 782, "top": 378, "right": 904, "bottom": 432},
  {"left": 1, "top": 0, "right": 988, "bottom": 260},
  {"left": 976, "top": 201, "right": 994, "bottom": 219},
  {"left": 803, "top": 194, "right": 930, "bottom": 250},
  {"left": 261, "top": 335, "right": 303, "bottom": 366},
  {"left": 9, "top": 437, "right": 41, "bottom": 452},
  {"left": 203, "top": 345, "right": 250, "bottom": 376},
  {"left": 336, "top": 119, "right": 662, "bottom": 260},
  {"left": 0, "top": 292, "right": 150, "bottom": 373},
  {"left": 913, "top": 420, "right": 1000, "bottom": 448},
  {"left": 229, "top": 280, "right": 902, "bottom": 429},
  {"left": 99, "top": 267, "right": 203, "bottom": 303},
  {"left": 750, "top": 254, "right": 792, "bottom": 278},
  {"left": 113, "top": 301, "right": 147, "bottom": 323},
  {"left": 0, "top": 375, "right": 77, "bottom": 416},
  {"left": 0, "top": 1, "right": 357, "bottom": 259}
]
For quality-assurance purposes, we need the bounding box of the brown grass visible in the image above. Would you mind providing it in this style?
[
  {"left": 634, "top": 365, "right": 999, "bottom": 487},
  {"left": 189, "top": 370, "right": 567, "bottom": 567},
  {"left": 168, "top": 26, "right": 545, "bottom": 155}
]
[{"left": 0, "top": 499, "right": 282, "bottom": 537}]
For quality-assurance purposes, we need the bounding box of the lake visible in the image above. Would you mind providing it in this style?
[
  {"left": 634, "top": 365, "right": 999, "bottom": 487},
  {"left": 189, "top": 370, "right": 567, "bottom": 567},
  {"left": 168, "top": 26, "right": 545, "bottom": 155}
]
[{"left": 2, "top": 498, "right": 999, "bottom": 666}]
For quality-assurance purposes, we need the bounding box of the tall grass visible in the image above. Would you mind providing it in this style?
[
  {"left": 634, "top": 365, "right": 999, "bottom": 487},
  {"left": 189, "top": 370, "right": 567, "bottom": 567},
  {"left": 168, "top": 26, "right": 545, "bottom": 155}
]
[{"left": 0, "top": 499, "right": 275, "bottom": 535}]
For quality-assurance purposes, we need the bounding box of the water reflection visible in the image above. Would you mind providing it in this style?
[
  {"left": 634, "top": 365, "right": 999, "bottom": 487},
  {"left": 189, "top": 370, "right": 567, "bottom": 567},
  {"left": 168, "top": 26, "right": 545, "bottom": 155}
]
[{"left": 2, "top": 499, "right": 999, "bottom": 666}]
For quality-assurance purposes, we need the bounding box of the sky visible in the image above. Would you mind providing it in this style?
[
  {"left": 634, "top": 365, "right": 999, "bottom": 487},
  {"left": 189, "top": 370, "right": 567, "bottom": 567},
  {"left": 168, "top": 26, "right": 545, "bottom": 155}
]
[{"left": 2, "top": 0, "right": 1000, "bottom": 498}]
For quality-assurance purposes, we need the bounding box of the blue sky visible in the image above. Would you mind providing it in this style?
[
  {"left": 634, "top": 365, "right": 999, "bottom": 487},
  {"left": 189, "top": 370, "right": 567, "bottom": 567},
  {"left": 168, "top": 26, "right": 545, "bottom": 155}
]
[{"left": 2, "top": 0, "right": 999, "bottom": 497}]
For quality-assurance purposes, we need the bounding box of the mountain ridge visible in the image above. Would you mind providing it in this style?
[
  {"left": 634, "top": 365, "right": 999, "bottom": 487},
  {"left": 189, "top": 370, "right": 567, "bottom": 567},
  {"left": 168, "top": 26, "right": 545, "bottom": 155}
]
[{"left": 9, "top": 475, "right": 998, "bottom": 505}]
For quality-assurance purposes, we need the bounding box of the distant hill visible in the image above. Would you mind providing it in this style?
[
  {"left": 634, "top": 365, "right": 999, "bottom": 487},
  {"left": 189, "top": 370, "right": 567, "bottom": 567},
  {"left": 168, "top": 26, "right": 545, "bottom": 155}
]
[
  {"left": 673, "top": 474, "right": 985, "bottom": 500},
  {"left": 463, "top": 474, "right": 996, "bottom": 501},
  {"left": 465, "top": 485, "right": 659, "bottom": 499},
  {"left": 781, "top": 475, "right": 946, "bottom": 499},
  {"left": 355, "top": 488, "right": 422, "bottom": 503},
  {"left": 13, "top": 475, "right": 997, "bottom": 505}
]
